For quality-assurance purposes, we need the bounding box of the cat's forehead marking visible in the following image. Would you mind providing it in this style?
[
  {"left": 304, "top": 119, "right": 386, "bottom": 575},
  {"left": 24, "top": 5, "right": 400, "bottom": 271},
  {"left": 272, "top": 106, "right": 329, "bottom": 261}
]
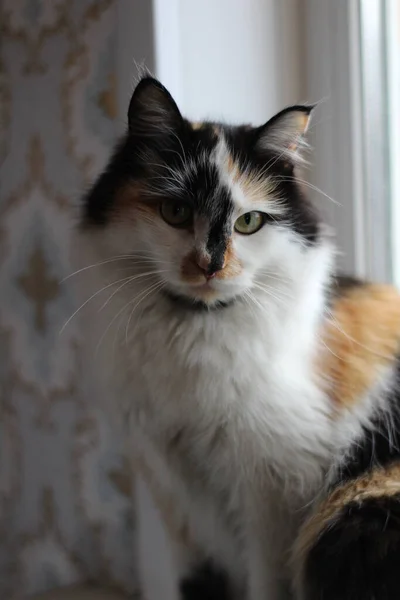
[{"left": 213, "top": 135, "right": 285, "bottom": 215}]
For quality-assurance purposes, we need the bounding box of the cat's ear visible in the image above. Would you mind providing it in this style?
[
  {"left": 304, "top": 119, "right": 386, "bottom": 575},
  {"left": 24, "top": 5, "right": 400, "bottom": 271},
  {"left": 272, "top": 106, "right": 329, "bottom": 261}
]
[
  {"left": 255, "top": 105, "right": 314, "bottom": 163},
  {"left": 128, "top": 77, "right": 183, "bottom": 137}
]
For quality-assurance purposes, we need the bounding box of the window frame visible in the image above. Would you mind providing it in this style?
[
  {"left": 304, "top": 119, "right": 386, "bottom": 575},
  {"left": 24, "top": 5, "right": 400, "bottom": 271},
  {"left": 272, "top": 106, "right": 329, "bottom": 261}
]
[{"left": 303, "top": 0, "right": 395, "bottom": 282}]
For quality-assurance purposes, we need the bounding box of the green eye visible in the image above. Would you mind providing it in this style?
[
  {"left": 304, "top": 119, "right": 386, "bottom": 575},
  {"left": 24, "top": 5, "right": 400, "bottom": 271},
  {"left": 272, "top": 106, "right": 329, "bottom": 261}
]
[
  {"left": 160, "top": 200, "right": 193, "bottom": 228},
  {"left": 234, "top": 211, "right": 265, "bottom": 235}
]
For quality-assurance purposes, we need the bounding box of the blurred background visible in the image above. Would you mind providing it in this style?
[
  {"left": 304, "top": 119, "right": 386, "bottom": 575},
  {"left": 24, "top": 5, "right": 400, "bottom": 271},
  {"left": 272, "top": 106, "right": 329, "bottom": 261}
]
[{"left": 0, "top": 0, "right": 399, "bottom": 598}]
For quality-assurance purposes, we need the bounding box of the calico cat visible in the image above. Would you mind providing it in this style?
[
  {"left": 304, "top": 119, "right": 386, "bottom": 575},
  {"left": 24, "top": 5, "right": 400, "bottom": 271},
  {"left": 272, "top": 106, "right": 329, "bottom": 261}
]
[{"left": 74, "top": 76, "right": 400, "bottom": 600}]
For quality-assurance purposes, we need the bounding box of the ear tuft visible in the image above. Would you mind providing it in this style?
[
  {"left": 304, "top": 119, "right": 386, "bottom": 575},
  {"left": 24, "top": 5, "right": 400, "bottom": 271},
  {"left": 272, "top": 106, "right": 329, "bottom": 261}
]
[
  {"left": 128, "top": 77, "right": 183, "bottom": 137},
  {"left": 256, "top": 105, "right": 314, "bottom": 164}
]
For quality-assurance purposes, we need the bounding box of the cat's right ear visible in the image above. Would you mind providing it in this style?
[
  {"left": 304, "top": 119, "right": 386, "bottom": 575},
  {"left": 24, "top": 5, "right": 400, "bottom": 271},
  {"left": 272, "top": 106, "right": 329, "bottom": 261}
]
[{"left": 128, "top": 77, "right": 183, "bottom": 138}]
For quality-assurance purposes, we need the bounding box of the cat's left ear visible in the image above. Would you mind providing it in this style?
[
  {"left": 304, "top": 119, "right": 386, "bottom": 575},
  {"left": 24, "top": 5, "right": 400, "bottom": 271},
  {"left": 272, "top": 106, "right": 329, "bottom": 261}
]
[
  {"left": 255, "top": 105, "right": 314, "bottom": 162},
  {"left": 128, "top": 76, "right": 183, "bottom": 137}
]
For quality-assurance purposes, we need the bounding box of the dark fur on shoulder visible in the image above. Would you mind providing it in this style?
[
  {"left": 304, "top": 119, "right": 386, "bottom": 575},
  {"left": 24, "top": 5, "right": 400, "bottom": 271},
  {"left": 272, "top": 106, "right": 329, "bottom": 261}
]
[
  {"left": 294, "top": 357, "right": 400, "bottom": 599},
  {"left": 304, "top": 493, "right": 400, "bottom": 600}
]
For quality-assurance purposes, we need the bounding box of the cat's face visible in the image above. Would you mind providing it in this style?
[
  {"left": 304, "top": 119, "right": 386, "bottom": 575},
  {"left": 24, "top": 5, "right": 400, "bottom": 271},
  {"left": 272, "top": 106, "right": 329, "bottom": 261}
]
[{"left": 83, "top": 77, "right": 321, "bottom": 308}]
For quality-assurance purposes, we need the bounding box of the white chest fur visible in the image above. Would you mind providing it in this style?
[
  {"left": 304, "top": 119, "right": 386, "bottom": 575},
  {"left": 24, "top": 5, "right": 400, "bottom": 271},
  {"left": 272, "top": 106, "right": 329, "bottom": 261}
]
[{"left": 75, "top": 235, "right": 335, "bottom": 598}]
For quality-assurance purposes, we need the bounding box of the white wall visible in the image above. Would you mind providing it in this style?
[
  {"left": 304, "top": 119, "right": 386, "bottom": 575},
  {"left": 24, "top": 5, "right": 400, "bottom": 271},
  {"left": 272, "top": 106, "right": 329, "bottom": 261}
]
[{"left": 153, "top": 0, "right": 305, "bottom": 124}]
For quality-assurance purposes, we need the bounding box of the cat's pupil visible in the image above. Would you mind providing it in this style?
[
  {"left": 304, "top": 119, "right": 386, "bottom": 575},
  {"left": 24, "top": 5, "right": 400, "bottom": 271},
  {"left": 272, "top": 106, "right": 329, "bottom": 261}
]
[{"left": 244, "top": 213, "right": 251, "bottom": 225}]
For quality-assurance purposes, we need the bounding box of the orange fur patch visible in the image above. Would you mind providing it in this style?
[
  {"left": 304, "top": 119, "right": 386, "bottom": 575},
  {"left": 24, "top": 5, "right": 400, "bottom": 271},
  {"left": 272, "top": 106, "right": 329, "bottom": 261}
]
[
  {"left": 219, "top": 240, "right": 242, "bottom": 279},
  {"left": 319, "top": 284, "right": 400, "bottom": 408},
  {"left": 224, "top": 151, "right": 280, "bottom": 206},
  {"left": 111, "top": 182, "right": 160, "bottom": 224},
  {"left": 292, "top": 462, "right": 400, "bottom": 582}
]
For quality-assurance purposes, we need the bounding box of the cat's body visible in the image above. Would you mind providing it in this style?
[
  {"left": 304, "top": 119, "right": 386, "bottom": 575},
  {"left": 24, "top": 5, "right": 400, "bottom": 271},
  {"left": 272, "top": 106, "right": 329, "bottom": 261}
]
[
  {"left": 74, "top": 77, "right": 400, "bottom": 600},
  {"left": 78, "top": 230, "right": 332, "bottom": 599}
]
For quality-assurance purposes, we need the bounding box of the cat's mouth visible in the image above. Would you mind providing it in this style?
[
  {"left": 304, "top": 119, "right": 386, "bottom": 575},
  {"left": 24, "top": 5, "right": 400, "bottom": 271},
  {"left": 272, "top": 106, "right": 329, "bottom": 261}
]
[
  {"left": 186, "top": 278, "right": 228, "bottom": 302},
  {"left": 189, "top": 280, "right": 215, "bottom": 293},
  {"left": 161, "top": 276, "right": 238, "bottom": 310}
]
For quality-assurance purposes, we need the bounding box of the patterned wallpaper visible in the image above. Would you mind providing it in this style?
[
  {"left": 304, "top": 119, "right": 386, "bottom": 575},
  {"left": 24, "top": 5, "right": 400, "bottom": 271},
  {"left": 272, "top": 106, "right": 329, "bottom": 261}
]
[{"left": 0, "top": 1, "right": 138, "bottom": 597}]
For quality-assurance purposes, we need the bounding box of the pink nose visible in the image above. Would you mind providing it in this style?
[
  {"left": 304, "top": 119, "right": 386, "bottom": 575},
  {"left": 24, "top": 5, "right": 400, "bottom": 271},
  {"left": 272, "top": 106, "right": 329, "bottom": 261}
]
[{"left": 196, "top": 254, "right": 218, "bottom": 280}]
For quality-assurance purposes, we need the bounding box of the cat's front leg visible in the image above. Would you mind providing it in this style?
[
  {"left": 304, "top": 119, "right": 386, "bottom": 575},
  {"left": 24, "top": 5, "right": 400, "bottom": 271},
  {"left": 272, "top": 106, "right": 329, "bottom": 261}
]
[
  {"left": 244, "top": 489, "right": 293, "bottom": 600},
  {"left": 136, "top": 474, "right": 181, "bottom": 600}
]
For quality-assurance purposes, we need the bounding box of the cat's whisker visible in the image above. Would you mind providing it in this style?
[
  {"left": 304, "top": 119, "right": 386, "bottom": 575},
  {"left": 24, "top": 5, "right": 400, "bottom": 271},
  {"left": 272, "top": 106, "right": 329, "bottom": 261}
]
[
  {"left": 275, "top": 175, "right": 341, "bottom": 207},
  {"left": 95, "top": 278, "right": 161, "bottom": 358},
  {"left": 125, "top": 280, "right": 166, "bottom": 346},
  {"left": 61, "top": 254, "right": 171, "bottom": 283},
  {"left": 245, "top": 289, "right": 272, "bottom": 314},
  {"left": 257, "top": 269, "right": 291, "bottom": 282},
  {"left": 98, "top": 270, "right": 169, "bottom": 312},
  {"left": 242, "top": 292, "right": 253, "bottom": 318},
  {"left": 59, "top": 275, "right": 139, "bottom": 335},
  {"left": 252, "top": 282, "right": 293, "bottom": 306},
  {"left": 254, "top": 279, "right": 293, "bottom": 300},
  {"left": 60, "top": 255, "right": 150, "bottom": 282},
  {"left": 110, "top": 283, "right": 166, "bottom": 370},
  {"left": 244, "top": 290, "right": 265, "bottom": 315}
]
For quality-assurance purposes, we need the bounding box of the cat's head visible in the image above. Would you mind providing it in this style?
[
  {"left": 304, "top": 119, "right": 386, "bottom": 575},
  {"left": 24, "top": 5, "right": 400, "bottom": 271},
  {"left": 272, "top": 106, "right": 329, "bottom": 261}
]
[{"left": 82, "top": 77, "right": 324, "bottom": 309}]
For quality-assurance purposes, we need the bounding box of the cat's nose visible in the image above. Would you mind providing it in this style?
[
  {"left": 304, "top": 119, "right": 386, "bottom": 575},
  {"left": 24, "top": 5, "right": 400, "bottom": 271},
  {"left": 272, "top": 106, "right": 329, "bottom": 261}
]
[{"left": 196, "top": 253, "right": 220, "bottom": 279}]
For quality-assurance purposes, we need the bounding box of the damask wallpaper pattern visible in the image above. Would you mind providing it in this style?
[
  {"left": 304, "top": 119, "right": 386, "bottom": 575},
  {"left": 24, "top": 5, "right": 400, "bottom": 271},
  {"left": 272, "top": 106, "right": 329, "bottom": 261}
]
[{"left": 0, "top": 1, "right": 138, "bottom": 596}]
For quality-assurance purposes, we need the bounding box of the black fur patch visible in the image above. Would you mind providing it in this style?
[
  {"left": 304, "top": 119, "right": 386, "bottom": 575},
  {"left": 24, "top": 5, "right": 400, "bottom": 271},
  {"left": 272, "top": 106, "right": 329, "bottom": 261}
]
[
  {"left": 179, "top": 560, "right": 232, "bottom": 600},
  {"left": 332, "top": 358, "right": 400, "bottom": 487},
  {"left": 304, "top": 494, "right": 400, "bottom": 600},
  {"left": 330, "top": 275, "right": 365, "bottom": 299},
  {"left": 161, "top": 289, "right": 235, "bottom": 311}
]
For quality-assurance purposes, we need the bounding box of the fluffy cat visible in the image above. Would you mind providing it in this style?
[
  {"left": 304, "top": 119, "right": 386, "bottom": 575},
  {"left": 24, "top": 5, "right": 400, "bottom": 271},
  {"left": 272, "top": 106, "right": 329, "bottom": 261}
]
[{"left": 74, "top": 76, "right": 400, "bottom": 600}]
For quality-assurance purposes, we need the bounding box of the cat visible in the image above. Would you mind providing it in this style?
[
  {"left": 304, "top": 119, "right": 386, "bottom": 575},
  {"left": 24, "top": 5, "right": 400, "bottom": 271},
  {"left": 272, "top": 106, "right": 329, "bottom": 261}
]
[{"left": 73, "top": 76, "right": 400, "bottom": 600}]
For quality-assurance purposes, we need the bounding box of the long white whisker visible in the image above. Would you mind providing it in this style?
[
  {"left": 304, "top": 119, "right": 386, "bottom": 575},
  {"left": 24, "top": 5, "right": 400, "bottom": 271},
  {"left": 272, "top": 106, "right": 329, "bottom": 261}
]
[
  {"left": 59, "top": 275, "right": 137, "bottom": 334},
  {"left": 61, "top": 256, "right": 140, "bottom": 282},
  {"left": 257, "top": 270, "right": 291, "bottom": 282},
  {"left": 275, "top": 175, "right": 341, "bottom": 206},
  {"left": 245, "top": 290, "right": 281, "bottom": 332},
  {"left": 98, "top": 270, "right": 168, "bottom": 312},
  {"left": 95, "top": 293, "right": 149, "bottom": 358},
  {"left": 95, "top": 279, "right": 164, "bottom": 357},
  {"left": 252, "top": 282, "right": 291, "bottom": 308},
  {"left": 125, "top": 280, "right": 166, "bottom": 345},
  {"left": 61, "top": 254, "right": 169, "bottom": 282},
  {"left": 243, "top": 290, "right": 260, "bottom": 319},
  {"left": 254, "top": 280, "right": 293, "bottom": 300}
]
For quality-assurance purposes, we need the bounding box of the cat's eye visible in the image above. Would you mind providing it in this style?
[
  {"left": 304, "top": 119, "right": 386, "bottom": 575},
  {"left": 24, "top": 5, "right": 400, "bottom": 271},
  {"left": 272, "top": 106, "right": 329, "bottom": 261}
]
[
  {"left": 160, "top": 200, "right": 193, "bottom": 228},
  {"left": 234, "top": 211, "right": 265, "bottom": 235}
]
